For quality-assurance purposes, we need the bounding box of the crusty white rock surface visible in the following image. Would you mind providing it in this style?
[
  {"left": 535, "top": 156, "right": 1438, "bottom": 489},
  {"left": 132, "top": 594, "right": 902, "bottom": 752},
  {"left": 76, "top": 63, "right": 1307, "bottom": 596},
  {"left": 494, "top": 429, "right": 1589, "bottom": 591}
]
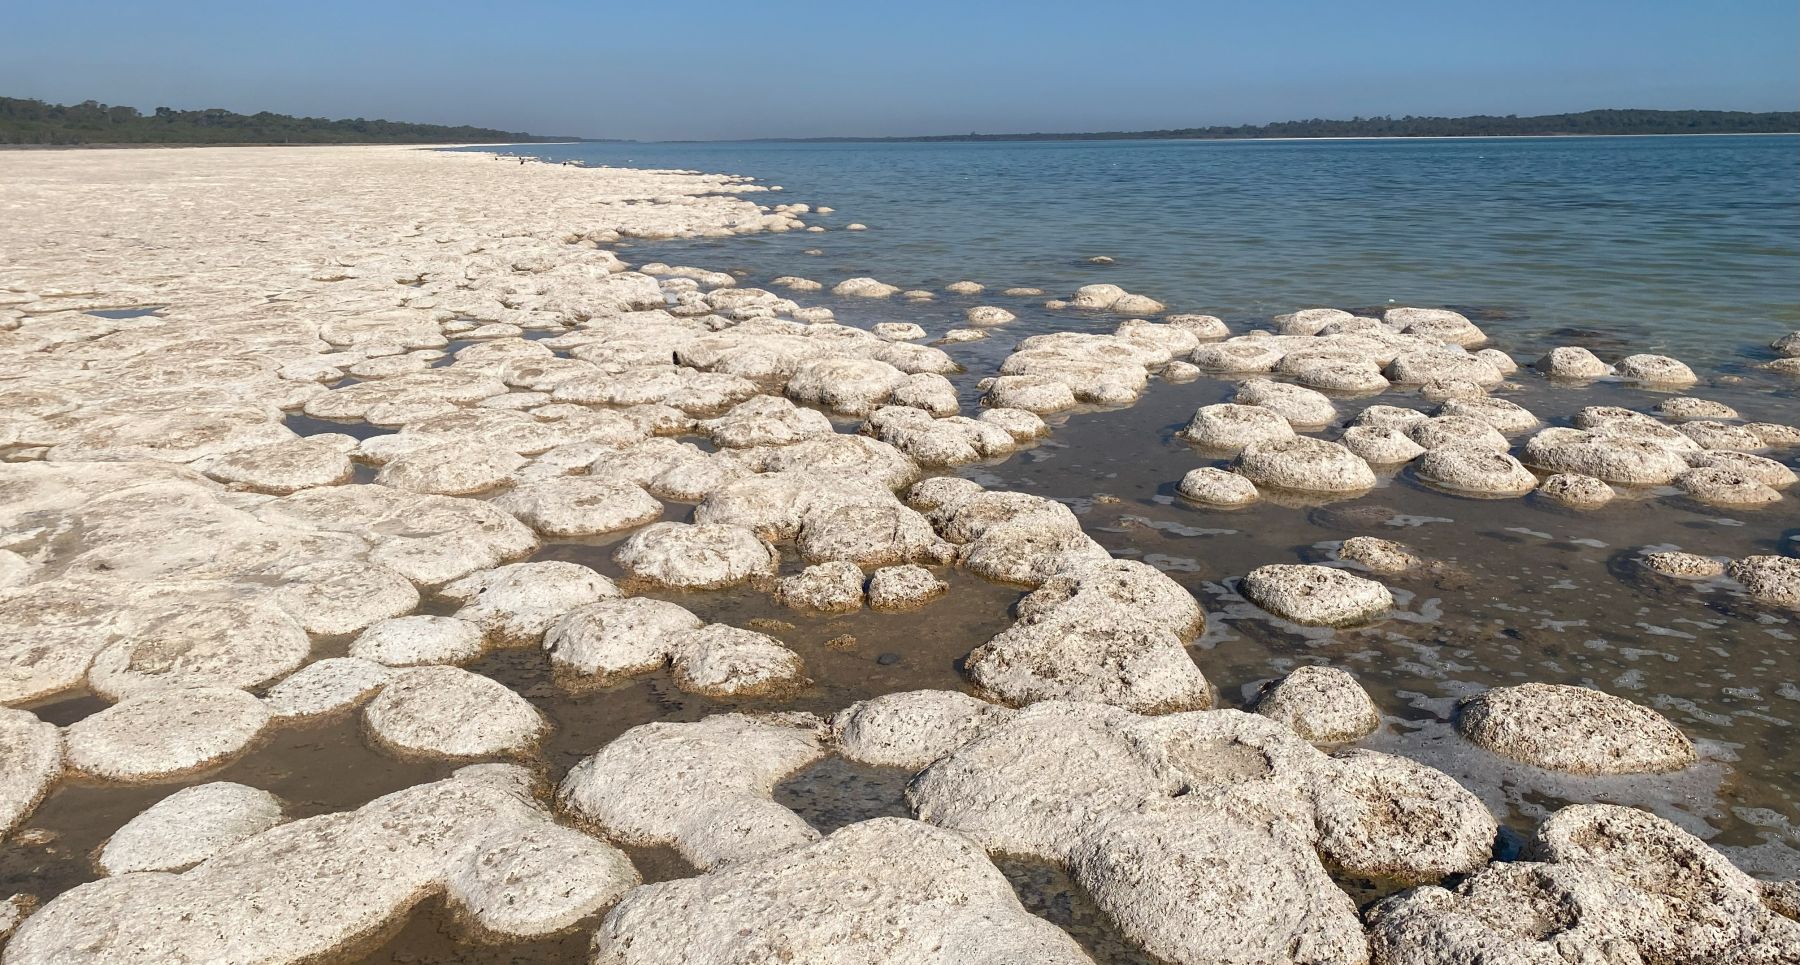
[
  {"left": 1456, "top": 682, "right": 1697, "bottom": 774},
  {"left": 1241, "top": 564, "right": 1394, "bottom": 626},
  {"left": 98, "top": 782, "right": 286, "bottom": 875},
  {"left": 1253, "top": 665, "right": 1381, "bottom": 743},
  {"left": 591, "top": 817, "right": 1095, "bottom": 965},
  {"left": 557, "top": 713, "right": 826, "bottom": 871},
  {"left": 1, "top": 708, "right": 62, "bottom": 837},
  {"left": 362, "top": 666, "right": 547, "bottom": 760},
  {"left": 64, "top": 687, "right": 272, "bottom": 782}
]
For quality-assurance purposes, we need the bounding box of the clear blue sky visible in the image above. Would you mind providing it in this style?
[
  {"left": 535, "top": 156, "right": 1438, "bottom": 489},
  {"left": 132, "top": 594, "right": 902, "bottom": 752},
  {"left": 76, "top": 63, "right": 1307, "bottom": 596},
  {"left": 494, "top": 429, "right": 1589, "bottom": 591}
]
[{"left": 4, "top": 0, "right": 1795, "bottom": 140}]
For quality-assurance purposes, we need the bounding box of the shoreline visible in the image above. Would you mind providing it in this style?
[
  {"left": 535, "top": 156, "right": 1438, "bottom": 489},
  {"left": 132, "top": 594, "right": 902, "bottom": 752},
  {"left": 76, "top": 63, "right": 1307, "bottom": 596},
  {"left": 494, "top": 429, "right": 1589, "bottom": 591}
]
[{"left": 2, "top": 144, "right": 1797, "bottom": 962}]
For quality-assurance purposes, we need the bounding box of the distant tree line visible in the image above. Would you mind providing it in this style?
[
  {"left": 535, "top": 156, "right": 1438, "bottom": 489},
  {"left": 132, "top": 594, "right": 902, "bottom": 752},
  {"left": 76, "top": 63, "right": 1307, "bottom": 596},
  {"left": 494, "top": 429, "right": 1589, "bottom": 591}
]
[
  {"left": 0, "top": 96, "right": 583, "bottom": 145},
  {"left": 758, "top": 109, "right": 1800, "bottom": 143}
]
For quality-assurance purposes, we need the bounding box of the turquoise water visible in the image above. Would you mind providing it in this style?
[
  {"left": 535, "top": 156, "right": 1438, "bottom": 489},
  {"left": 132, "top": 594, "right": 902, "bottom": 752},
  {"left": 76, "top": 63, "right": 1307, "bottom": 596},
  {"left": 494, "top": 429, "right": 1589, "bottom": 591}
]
[{"left": 466, "top": 135, "right": 1800, "bottom": 366}]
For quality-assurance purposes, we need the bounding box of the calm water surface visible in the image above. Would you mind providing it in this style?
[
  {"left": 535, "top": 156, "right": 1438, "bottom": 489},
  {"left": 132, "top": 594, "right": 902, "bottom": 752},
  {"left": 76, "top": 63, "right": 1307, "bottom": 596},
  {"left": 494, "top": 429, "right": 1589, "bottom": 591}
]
[{"left": 470, "top": 135, "right": 1800, "bottom": 367}]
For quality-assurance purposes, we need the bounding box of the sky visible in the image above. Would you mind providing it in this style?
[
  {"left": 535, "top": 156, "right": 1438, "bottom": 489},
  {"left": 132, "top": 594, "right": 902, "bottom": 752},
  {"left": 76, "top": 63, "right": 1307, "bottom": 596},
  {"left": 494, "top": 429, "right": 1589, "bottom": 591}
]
[{"left": 4, "top": 1, "right": 1796, "bottom": 140}]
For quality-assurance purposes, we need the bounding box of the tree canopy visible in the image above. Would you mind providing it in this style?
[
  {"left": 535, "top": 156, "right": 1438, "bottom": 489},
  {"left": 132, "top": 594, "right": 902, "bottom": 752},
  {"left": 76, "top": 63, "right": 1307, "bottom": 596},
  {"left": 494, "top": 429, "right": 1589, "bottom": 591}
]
[{"left": 0, "top": 97, "right": 582, "bottom": 145}]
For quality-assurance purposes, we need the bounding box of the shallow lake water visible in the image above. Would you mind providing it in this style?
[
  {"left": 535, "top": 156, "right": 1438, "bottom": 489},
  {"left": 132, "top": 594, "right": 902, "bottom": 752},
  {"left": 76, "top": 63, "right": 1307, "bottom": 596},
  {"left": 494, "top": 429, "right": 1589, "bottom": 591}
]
[{"left": 5, "top": 138, "right": 1797, "bottom": 961}]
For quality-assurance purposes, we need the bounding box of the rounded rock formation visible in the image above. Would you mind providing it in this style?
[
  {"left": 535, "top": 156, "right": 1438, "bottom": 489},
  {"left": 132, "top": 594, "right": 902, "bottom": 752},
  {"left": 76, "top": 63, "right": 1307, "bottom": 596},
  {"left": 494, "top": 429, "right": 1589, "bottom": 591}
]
[{"left": 1456, "top": 683, "right": 1696, "bottom": 774}]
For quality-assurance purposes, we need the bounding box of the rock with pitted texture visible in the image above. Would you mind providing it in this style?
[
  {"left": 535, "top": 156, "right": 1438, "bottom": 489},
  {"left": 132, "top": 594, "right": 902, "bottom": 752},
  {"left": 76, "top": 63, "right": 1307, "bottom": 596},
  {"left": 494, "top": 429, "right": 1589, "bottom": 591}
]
[
  {"left": 1177, "top": 467, "right": 1260, "bottom": 506},
  {"left": 442, "top": 560, "right": 620, "bottom": 644},
  {"left": 556, "top": 713, "right": 826, "bottom": 872},
  {"left": 489, "top": 477, "right": 662, "bottom": 537},
  {"left": 591, "top": 817, "right": 1095, "bottom": 965},
  {"left": 362, "top": 666, "right": 546, "bottom": 759},
  {"left": 1252, "top": 666, "right": 1380, "bottom": 744},
  {"left": 64, "top": 687, "right": 271, "bottom": 782},
  {"left": 1728, "top": 555, "right": 1800, "bottom": 607},
  {"left": 98, "top": 782, "right": 285, "bottom": 875},
  {"left": 1536, "top": 346, "right": 1612, "bottom": 379},
  {"left": 1179, "top": 403, "right": 1296, "bottom": 453},
  {"left": 1, "top": 708, "right": 62, "bottom": 836},
  {"left": 1234, "top": 437, "right": 1377, "bottom": 494},
  {"left": 1535, "top": 472, "right": 1615, "bottom": 508},
  {"left": 866, "top": 564, "right": 949, "bottom": 611},
  {"left": 775, "top": 561, "right": 866, "bottom": 612},
  {"left": 614, "top": 522, "right": 779, "bottom": 589},
  {"left": 1456, "top": 683, "right": 1695, "bottom": 774},
  {"left": 1242, "top": 564, "right": 1393, "bottom": 626}
]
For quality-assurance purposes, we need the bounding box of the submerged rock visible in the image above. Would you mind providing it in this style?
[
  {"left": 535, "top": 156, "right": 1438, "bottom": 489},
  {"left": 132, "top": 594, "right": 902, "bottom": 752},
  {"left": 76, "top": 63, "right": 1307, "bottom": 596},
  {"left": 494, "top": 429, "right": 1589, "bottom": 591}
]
[
  {"left": 1456, "top": 682, "right": 1696, "bottom": 774},
  {"left": 592, "top": 817, "right": 1094, "bottom": 965},
  {"left": 1339, "top": 536, "right": 1422, "bottom": 573},
  {"left": 1252, "top": 666, "right": 1381, "bottom": 744},
  {"left": 1241, "top": 564, "right": 1393, "bottom": 626},
  {"left": 98, "top": 782, "right": 285, "bottom": 875}
]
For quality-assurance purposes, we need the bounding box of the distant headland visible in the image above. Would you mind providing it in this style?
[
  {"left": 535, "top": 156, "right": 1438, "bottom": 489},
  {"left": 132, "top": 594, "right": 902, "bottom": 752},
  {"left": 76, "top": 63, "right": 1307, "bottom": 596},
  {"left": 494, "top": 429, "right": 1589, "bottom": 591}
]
[{"left": 739, "top": 109, "right": 1800, "bottom": 143}]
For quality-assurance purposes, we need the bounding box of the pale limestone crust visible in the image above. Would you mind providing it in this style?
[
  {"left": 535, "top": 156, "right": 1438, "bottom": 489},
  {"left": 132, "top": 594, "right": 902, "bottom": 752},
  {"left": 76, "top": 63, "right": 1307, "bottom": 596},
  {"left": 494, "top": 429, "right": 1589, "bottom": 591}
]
[
  {"left": 1536, "top": 345, "right": 1612, "bottom": 378},
  {"left": 1232, "top": 378, "right": 1337, "bottom": 426},
  {"left": 442, "top": 560, "right": 620, "bottom": 644},
  {"left": 831, "top": 690, "right": 1014, "bottom": 770},
  {"left": 591, "top": 817, "right": 1095, "bottom": 965},
  {"left": 362, "top": 666, "right": 547, "bottom": 759},
  {"left": 556, "top": 713, "right": 827, "bottom": 871},
  {"left": 1414, "top": 445, "right": 1540, "bottom": 497},
  {"left": 1615, "top": 353, "right": 1698, "bottom": 386},
  {"left": 1675, "top": 466, "right": 1782, "bottom": 506},
  {"left": 907, "top": 701, "right": 1495, "bottom": 958},
  {"left": 1536, "top": 472, "right": 1615, "bottom": 508},
  {"left": 1341, "top": 425, "right": 1427, "bottom": 465},
  {"left": 87, "top": 595, "right": 314, "bottom": 699},
  {"left": 349, "top": 615, "right": 488, "bottom": 667},
  {"left": 543, "top": 597, "right": 706, "bottom": 680},
  {"left": 1456, "top": 683, "right": 1696, "bottom": 774},
  {"left": 1729, "top": 555, "right": 1800, "bottom": 607},
  {"left": 64, "top": 687, "right": 272, "bottom": 782},
  {"left": 98, "top": 782, "right": 286, "bottom": 875},
  {"left": 373, "top": 442, "right": 526, "bottom": 495},
  {"left": 1070, "top": 803, "right": 1368, "bottom": 965},
  {"left": 262, "top": 657, "right": 394, "bottom": 720},
  {"left": 613, "top": 521, "right": 779, "bottom": 589},
  {"left": 1241, "top": 564, "right": 1394, "bottom": 627},
  {"left": 1, "top": 708, "right": 63, "bottom": 837},
  {"left": 795, "top": 501, "right": 940, "bottom": 567},
  {"left": 274, "top": 559, "right": 420, "bottom": 636},
  {"left": 192, "top": 435, "right": 356, "bottom": 494},
  {"left": 1408, "top": 415, "right": 1511, "bottom": 452},
  {"left": 669, "top": 625, "right": 810, "bottom": 698},
  {"left": 1641, "top": 551, "right": 1725, "bottom": 580},
  {"left": 1177, "top": 467, "right": 1261, "bottom": 506},
  {"left": 6, "top": 766, "right": 639, "bottom": 962},
  {"left": 866, "top": 564, "right": 949, "bottom": 611},
  {"left": 1179, "top": 403, "right": 1296, "bottom": 452},
  {"left": 1340, "top": 536, "right": 1422, "bottom": 574},
  {"left": 1234, "top": 437, "right": 1377, "bottom": 494},
  {"left": 443, "top": 821, "right": 640, "bottom": 940},
  {"left": 774, "top": 560, "right": 866, "bottom": 612},
  {"left": 261, "top": 485, "right": 537, "bottom": 588},
  {"left": 1253, "top": 666, "right": 1381, "bottom": 743},
  {"left": 488, "top": 477, "right": 662, "bottom": 537},
  {"left": 1370, "top": 803, "right": 1800, "bottom": 965}
]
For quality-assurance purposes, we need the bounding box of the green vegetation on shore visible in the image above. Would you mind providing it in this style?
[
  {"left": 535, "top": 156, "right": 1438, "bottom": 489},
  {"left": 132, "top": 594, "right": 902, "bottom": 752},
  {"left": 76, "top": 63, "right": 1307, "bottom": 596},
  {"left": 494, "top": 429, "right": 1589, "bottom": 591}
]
[
  {"left": 0, "top": 97, "right": 585, "bottom": 145},
  {"left": 752, "top": 109, "right": 1800, "bottom": 143}
]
